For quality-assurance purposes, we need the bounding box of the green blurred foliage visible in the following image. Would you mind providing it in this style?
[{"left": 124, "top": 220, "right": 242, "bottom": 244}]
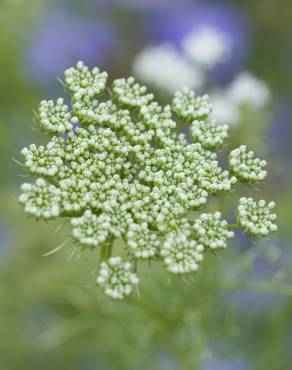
[{"left": 0, "top": 1, "right": 291, "bottom": 369}]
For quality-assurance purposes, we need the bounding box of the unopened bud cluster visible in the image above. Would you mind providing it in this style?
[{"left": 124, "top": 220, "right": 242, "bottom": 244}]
[
  {"left": 18, "top": 61, "right": 277, "bottom": 299},
  {"left": 193, "top": 212, "right": 234, "bottom": 250},
  {"left": 229, "top": 145, "right": 267, "bottom": 184},
  {"left": 97, "top": 257, "right": 139, "bottom": 299},
  {"left": 191, "top": 120, "right": 228, "bottom": 150},
  {"left": 237, "top": 198, "right": 277, "bottom": 237}
]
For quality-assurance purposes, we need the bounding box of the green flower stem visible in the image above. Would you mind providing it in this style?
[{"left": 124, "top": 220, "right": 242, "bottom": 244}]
[
  {"left": 134, "top": 258, "right": 138, "bottom": 273},
  {"left": 99, "top": 244, "right": 108, "bottom": 265},
  {"left": 106, "top": 243, "right": 113, "bottom": 259},
  {"left": 227, "top": 224, "right": 241, "bottom": 228}
]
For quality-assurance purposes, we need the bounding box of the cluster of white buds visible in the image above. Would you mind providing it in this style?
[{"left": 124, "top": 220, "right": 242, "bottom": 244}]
[
  {"left": 193, "top": 212, "right": 234, "bottom": 250},
  {"left": 172, "top": 87, "right": 212, "bottom": 122},
  {"left": 191, "top": 120, "right": 228, "bottom": 150},
  {"left": 112, "top": 77, "right": 154, "bottom": 108},
  {"left": 71, "top": 210, "right": 111, "bottom": 248},
  {"left": 19, "top": 178, "right": 61, "bottom": 219},
  {"left": 37, "top": 98, "right": 78, "bottom": 134},
  {"left": 18, "top": 62, "right": 277, "bottom": 299},
  {"left": 161, "top": 231, "right": 204, "bottom": 274},
  {"left": 133, "top": 44, "right": 204, "bottom": 93},
  {"left": 97, "top": 257, "right": 139, "bottom": 299},
  {"left": 237, "top": 198, "right": 277, "bottom": 237},
  {"left": 126, "top": 223, "right": 160, "bottom": 259},
  {"left": 64, "top": 60, "right": 108, "bottom": 96},
  {"left": 21, "top": 144, "right": 63, "bottom": 177},
  {"left": 140, "top": 102, "right": 176, "bottom": 131},
  {"left": 229, "top": 145, "right": 267, "bottom": 184},
  {"left": 197, "top": 161, "right": 237, "bottom": 194},
  {"left": 90, "top": 101, "right": 131, "bottom": 129}
]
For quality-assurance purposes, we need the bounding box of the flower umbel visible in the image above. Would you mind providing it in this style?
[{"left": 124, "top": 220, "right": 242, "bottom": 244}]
[
  {"left": 97, "top": 257, "right": 139, "bottom": 300},
  {"left": 237, "top": 198, "right": 277, "bottom": 237},
  {"left": 18, "top": 61, "right": 277, "bottom": 299},
  {"left": 193, "top": 212, "right": 234, "bottom": 250},
  {"left": 229, "top": 145, "right": 267, "bottom": 184}
]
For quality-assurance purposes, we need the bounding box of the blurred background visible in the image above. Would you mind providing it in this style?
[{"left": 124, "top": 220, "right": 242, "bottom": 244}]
[{"left": 0, "top": 0, "right": 292, "bottom": 369}]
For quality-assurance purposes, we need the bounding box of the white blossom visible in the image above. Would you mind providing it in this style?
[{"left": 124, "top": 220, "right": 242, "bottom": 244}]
[
  {"left": 18, "top": 178, "right": 61, "bottom": 219},
  {"left": 193, "top": 212, "right": 234, "bottom": 250},
  {"left": 226, "top": 72, "right": 271, "bottom": 109},
  {"left": 97, "top": 257, "right": 139, "bottom": 299},
  {"left": 229, "top": 145, "right": 267, "bottom": 184},
  {"left": 209, "top": 90, "right": 240, "bottom": 126},
  {"left": 21, "top": 143, "right": 64, "bottom": 177},
  {"left": 71, "top": 210, "right": 111, "bottom": 247},
  {"left": 64, "top": 60, "right": 108, "bottom": 96},
  {"left": 126, "top": 222, "right": 160, "bottom": 259},
  {"left": 191, "top": 120, "right": 228, "bottom": 150},
  {"left": 237, "top": 198, "right": 277, "bottom": 237},
  {"left": 112, "top": 76, "right": 154, "bottom": 108},
  {"left": 172, "top": 87, "right": 212, "bottom": 122},
  {"left": 197, "top": 160, "right": 237, "bottom": 194},
  {"left": 161, "top": 231, "right": 204, "bottom": 274},
  {"left": 133, "top": 44, "right": 204, "bottom": 93},
  {"left": 18, "top": 61, "right": 277, "bottom": 299},
  {"left": 182, "top": 26, "right": 232, "bottom": 68}
]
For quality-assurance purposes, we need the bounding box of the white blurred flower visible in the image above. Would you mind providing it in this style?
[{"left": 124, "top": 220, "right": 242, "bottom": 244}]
[
  {"left": 226, "top": 72, "right": 271, "bottom": 109},
  {"left": 210, "top": 91, "right": 240, "bottom": 126},
  {"left": 182, "top": 26, "right": 232, "bottom": 68},
  {"left": 133, "top": 44, "right": 204, "bottom": 93}
]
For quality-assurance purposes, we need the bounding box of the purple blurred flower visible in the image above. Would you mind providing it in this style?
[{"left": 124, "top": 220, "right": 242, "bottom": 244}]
[
  {"left": 268, "top": 99, "right": 292, "bottom": 159},
  {"left": 89, "top": 0, "right": 192, "bottom": 11},
  {"left": 148, "top": 3, "right": 250, "bottom": 83},
  {"left": 25, "top": 10, "right": 119, "bottom": 83}
]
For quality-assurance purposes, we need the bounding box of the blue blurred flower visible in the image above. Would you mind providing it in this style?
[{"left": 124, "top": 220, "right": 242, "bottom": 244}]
[
  {"left": 90, "top": 0, "right": 192, "bottom": 11},
  {"left": 268, "top": 99, "right": 292, "bottom": 160},
  {"left": 149, "top": 3, "right": 250, "bottom": 83},
  {"left": 25, "top": 9, "right": 119, "bottom": 84},
  {"left": 203, "top": 357, "right": 248, "bottom": 370}
]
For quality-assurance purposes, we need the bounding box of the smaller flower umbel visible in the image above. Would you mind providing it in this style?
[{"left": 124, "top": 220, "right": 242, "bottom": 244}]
[{"left": 18, "top": 61, "right": 277, "bottom": 299}]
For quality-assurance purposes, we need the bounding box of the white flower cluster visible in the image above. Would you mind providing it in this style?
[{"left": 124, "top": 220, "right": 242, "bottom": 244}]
[
  {"left": 18, "top": 62, "right": 277, "bottom": 299},
  {"left": 85, "top": 100, "right": 131, "bottom": 129},
  {"left": 133, "top": 25, "right": 231, "bottom": 94},
  {"left": 191, "top": 120, "right": 228, "bottom": 150},
  {"left": 126, "top": 223, "right": 160, "bottom": 259},
  {"left": 182, "top": 26, "right": 231, "bottom": 68},
  {"left": 19, "top": 178, "right": 61, "bottom": 219},
  {"left": 71, "top": 210, "right": 111, "bottom": 248},
  {"left": 161, "top": 231, "right": 204, "bottom": 274},
  {"left": 21, "top": 143, "right": 63, "bottom": 177},
  {"left": 172, "top": 88, "right": 212, "bottom": 122},
  {"left": 64, "top": 60, "right": 108, "bottom": 96},
  {"left": 209, "top": 91, "right": 240, "bottom": 126},
  {"left": 133, "top": 44, "right": 203, "bottom": 93},
  {"left": 193, "top": 212, "right": 234, "bottom": 250},
  {"left": 237, "top": 198, "right": 277, "bottom": 237},
  {"left": 112, "top": 77, "right": 154, "bottom": 108},
  {"left": 133, "top": 33, "right": 270, "bottom": 127},
  {"left": 197, "top": 160, "right": 237, "bottom": 194},
  {"left": 97, "top": 257, "right": 139, "bottom": 299},
  {"left": 140, "top": 102, "right": 175, "bottom": 130},
  {"left": 37, "top": 98, "right": 78, "bottom": 134},
  {"left": 226, "top": 72, "right": 271, "bottom": 110},
  {"left": 229, "top": 145, "right": 267, "bottom": 184},
  {"left": 210, "top": 73, "right": 271, "bottom": 126}
]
